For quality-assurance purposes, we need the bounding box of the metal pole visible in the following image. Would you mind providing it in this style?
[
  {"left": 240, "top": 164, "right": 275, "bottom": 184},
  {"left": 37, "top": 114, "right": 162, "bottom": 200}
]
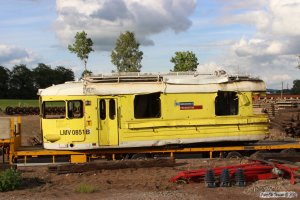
[
  {"left": 2, "top": 146, "right": 5, "bottom": 164},
  {"left": 281, "top": 81, "right": 283, "bottom": 100}
]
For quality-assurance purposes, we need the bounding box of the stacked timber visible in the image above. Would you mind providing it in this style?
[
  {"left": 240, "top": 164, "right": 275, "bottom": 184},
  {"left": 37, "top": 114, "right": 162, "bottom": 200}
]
[
  {"left": 253, "top": 98, "right": 300, "bottom": 118},
  {"left": 269, "top": 108, "right": 300, "bottom": 138}
]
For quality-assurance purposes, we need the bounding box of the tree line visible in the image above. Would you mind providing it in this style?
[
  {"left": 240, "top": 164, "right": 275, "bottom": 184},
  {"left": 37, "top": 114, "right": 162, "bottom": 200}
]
[
  {"left": 286, "top": 80, "right": 300, "bottom": 94},
  {"left": 0, "top": 63, "right": 74, "bottom": 99}
]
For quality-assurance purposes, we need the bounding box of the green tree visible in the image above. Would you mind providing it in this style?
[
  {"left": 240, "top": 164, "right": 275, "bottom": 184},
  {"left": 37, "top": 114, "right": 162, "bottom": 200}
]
[
  {"left": 53, "top": 66, "right": 75, "bottom": 84},
  {"left": 33, "top": 63, "right": 54, "bottom": 89},
  {"left": 0, "top": 66, "right": 10, "bottom": 98},
  {"left": 111, "top": 31, "right": 143, "bottom": 72},
  {"left": 68, "top": 31, "right": 94, "bottom": 72},
  {"left": 81, "top": 69, "right": 92, "bottom": 79},
  {"left": 170, "top": 51, "right": 199, "bottom": 72},
  {"left": 9, "top": 64, "right": 36, "bottom": 99},
  {"left": 291, "top": 80, "right": 300, "bottom": 94}
]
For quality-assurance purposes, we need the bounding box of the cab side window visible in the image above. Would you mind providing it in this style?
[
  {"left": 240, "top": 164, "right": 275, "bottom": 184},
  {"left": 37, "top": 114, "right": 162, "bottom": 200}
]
[
  {"left": 43, "top": 101, "right": 66, "bottom": 119},
  {"left": 67, "top": 100, "right": 83, "bottom": 118}
]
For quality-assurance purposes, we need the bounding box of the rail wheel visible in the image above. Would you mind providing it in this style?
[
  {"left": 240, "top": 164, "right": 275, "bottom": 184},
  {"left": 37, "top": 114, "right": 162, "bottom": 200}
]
[
  {"left": 131, "top": 153, "right": 150, "bottom": 160},
  {"left": 226, "top": 151, "right": 243, "bottom": 159},
  {"left": 280, "top": 148, "right": 298, "bottom": 154}
]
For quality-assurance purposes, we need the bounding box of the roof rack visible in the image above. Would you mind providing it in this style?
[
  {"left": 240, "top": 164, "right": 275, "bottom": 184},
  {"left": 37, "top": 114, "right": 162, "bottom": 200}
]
[
  {"left": 228, "top": 75, "right": 261, "bottom": 81},
  {"left": 85, "top": 72, "right": 197, "bottom": 83}
]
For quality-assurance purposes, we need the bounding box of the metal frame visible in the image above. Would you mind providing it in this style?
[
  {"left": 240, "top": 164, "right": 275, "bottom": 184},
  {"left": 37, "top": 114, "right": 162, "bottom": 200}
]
[{"left": 14, "top": 142, "right": 300, "bottom": 164}]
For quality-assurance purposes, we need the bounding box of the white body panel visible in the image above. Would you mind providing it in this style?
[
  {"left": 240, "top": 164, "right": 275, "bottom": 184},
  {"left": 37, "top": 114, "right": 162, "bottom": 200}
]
[{"left": 43, "top": 134, "right": 265, "bottom": 150}]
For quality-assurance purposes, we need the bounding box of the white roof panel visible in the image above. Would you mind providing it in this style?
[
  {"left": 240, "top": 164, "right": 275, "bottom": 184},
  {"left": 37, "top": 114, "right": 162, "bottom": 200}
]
[{"left": 39, "top": 79, "right": 266, "bottom": 96}]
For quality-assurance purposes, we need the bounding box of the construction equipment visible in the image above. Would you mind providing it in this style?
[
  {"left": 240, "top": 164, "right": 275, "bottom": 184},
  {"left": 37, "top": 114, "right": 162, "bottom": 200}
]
[{"left": 170, "top": 159, "right": 299, "bottom": 185}]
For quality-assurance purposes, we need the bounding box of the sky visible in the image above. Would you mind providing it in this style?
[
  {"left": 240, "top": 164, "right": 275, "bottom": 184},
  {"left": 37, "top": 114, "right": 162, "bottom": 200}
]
[{"left": 0, "top": 0, "right": 300, "bottom": 89}]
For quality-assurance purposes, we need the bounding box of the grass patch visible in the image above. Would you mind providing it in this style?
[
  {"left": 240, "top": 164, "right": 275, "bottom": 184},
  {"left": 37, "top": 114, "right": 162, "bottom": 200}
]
[
  {"left": 0, "top": 99, "right": 39, "bottom": 111},
  {"left": 75, "top": 183, "right": 97, "bottom": 193},
  {"left": 0, "top": 168, "right": 23, "bottom": 192}
]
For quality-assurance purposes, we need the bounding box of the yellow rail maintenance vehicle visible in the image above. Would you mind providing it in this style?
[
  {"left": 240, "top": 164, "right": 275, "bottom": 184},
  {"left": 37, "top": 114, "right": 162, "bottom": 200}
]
[{"left": 38, "top": 71, "right": 268, "bottom": 151}]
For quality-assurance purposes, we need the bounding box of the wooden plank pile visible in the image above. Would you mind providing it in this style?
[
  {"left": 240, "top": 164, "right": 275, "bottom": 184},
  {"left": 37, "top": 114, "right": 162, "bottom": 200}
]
[{"left": 269, "top": 108, "right": 300, "bottom": 137}]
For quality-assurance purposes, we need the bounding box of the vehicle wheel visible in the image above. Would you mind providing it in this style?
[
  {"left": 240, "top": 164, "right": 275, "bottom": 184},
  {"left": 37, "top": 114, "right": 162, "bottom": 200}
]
[
  {"left": 280, "top": 148, "right": 298, "bottom": 154},
  {"left": 123, "top": 154, "right": 130, "bottom": 160},
  {"left": 250, "top": 151, "right": 267, "bottom": 159},
  {"left": 131, "top": 153, "right": 149, "bottom": 160},
  {"left": 226, "top": 151, "right": 242, "bottom": 159}
]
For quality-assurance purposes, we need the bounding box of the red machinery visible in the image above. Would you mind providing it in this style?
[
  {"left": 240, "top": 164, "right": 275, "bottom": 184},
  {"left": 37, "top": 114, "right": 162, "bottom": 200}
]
[{"left": 170, "top": 159, "right": 298, "bottom": 185}]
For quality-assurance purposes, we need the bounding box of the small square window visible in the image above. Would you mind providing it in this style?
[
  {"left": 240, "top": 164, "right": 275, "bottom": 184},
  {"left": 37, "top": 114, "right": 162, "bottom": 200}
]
[{"left": 68, "top": 100, "right": 83, "bottom": 118}]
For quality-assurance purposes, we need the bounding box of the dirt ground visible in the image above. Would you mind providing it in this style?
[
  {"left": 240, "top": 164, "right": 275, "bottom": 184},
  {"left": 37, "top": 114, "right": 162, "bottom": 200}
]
[
  {"left": 21, "top": 115, "right": 41, "bottom": 146},
  {"left": 0, "top": 114, "right": 299, "bottom": 199},
  {"left": 1, "top": 159, "right": 299, "bottom": 200}
]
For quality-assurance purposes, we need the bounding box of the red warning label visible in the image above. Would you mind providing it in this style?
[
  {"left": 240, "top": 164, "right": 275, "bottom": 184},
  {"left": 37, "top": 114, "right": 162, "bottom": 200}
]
[{"left": 180, "top": 105, "right": 203, "bottom": 110}]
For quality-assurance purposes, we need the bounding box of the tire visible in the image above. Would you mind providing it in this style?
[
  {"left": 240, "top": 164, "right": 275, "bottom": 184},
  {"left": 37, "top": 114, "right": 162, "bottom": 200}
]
[
  {"left": 226, "top": 151, "right": 243, "bottom": 159},
  {"left": 280, "top": 148, "right": 298, "bottom": 154},
  {"left": 131, "top": 153, "right": 149, "bottom": 160},
  {"left": 250, "top": 150, "right": 271, "bottom": 159}
]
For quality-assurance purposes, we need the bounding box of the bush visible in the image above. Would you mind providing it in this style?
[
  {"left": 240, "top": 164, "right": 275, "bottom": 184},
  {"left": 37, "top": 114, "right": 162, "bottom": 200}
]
[
  {"left": 75, "top": 183, "right": 97, "bottom": 193},
  {"left": 0, "top": 168, "right": 22, "bottom": 192}
]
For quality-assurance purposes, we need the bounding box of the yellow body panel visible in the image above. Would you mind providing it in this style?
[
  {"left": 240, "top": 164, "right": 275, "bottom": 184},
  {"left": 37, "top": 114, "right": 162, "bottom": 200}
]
[
  {"left": 98, "top": 98, "right": 119, "bottom": 146},
  {"left": 41, "top": 91, "right": 268, "bottom": 150}
]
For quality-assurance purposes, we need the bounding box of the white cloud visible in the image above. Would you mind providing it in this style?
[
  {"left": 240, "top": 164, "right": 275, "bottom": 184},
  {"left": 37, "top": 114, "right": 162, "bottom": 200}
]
[
  {"left": 197, "top": 62, "right": 223, "bottom": 74},
  {"left": 232, "top": 38, "right": 285, "bottom": 58},
  {"left": 208, "top": 0, "right": 300, "bottom": 89},
  {"left": 220, "top": 10, "right": 270, "bottom": 31},
  {"left": 269, "top": 0, "right": 300, "bottom": 36},
  {"left": 54, "top": 0, "right": 196, "bottom": 51},
  {"left": 224, "top": 0, "right": 300, "bottom": 57},
  {"left": 0, "top": 44, "right": 38, "bottom": 66},
  {"left": 266, "top": 74, "right": 292, "bottom": 82},
  {"left": 216, "top": 53, "right": 299, "bottom": 89}
]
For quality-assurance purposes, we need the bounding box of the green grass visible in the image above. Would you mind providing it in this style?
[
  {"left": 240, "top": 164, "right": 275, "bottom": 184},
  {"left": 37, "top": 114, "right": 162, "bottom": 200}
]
[
  {"left": 0, "top": 99, "right": 39, "bottom": 111},
  {"left": 75, "top": 183, "right": 97, "bottom": 193}
]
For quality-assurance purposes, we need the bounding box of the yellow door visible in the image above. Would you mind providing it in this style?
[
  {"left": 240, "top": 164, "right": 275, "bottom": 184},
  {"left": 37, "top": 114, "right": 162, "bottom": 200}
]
[{"left": 98, "top": 98, "right": 119, "bottom": 146}]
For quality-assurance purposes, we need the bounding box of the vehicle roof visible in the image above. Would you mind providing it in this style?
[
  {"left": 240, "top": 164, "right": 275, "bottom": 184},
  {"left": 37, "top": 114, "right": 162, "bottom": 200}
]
[{"left": 39, "top": 72, "right": 266, "bottom": 96}]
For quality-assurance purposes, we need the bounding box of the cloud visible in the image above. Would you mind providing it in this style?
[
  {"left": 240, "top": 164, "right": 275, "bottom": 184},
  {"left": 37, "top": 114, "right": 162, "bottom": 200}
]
[
  {"left": 0, "top": 44, "right": 38, "bottom": 66},
  {"left": 220, "top": 0, "right": 300, "bottom": 57},
  {"left": 208, "top": 0, "right": 300, "bottom": 89},
  {"left": 54, "top": 0, "right": 196, "bottom": 51},
  {"left": 232, "top": 38, "right": 286, "bottom": 59},
  {"left": 197, "top": 62, "right": 223, "bottom": 74},
  {"left": 268, "top": 0, "right": 300, "bottom": 36},
  {"left": 216, "top": 53, "right": 299, "bottom": 89}
]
